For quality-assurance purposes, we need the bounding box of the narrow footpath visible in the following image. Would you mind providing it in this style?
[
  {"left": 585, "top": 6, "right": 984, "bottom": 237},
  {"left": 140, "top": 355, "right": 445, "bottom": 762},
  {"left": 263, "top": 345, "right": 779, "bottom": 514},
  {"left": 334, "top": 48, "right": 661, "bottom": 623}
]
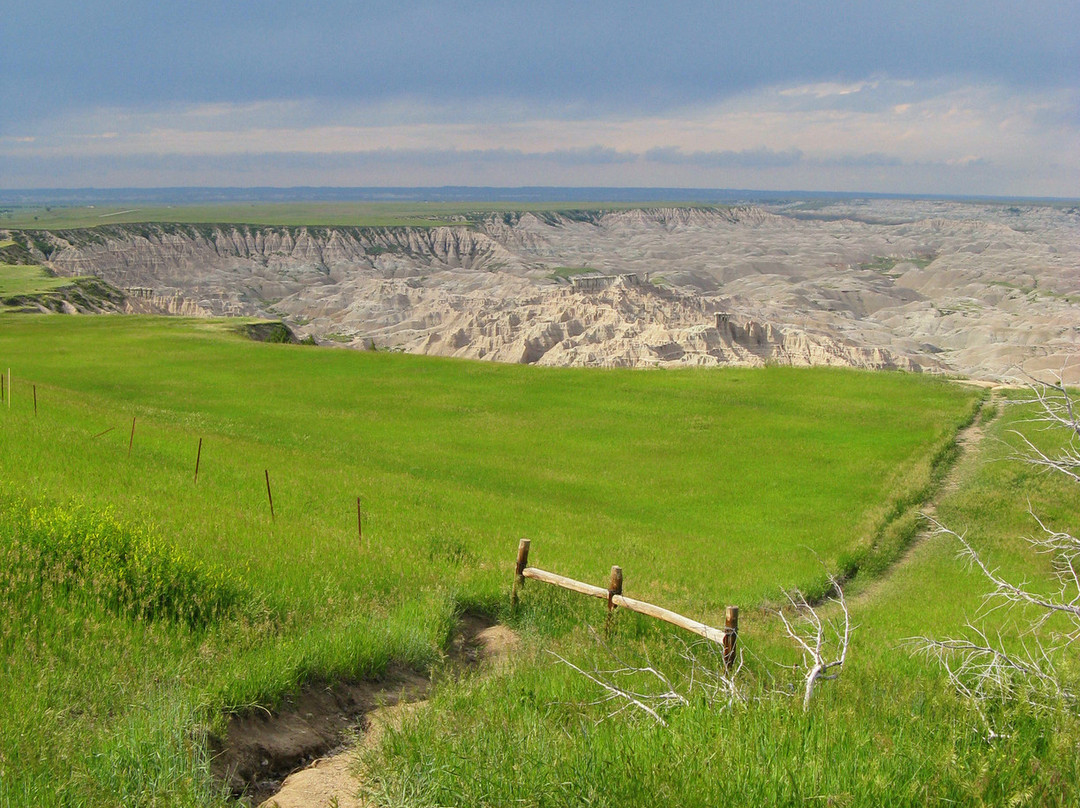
[
  {"left": 850, "top": 391, "right": 998, "bottom": 607},
  {"left": 255, "top": 616, "right": 517, "bottom": 808}
]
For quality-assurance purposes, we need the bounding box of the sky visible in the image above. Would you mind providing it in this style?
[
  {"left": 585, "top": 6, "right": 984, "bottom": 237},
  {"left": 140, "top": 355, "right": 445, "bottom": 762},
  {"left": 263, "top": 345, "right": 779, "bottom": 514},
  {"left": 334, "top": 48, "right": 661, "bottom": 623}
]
[{"left": 1, "top": 1, "right": 1077, "bottom": 196}]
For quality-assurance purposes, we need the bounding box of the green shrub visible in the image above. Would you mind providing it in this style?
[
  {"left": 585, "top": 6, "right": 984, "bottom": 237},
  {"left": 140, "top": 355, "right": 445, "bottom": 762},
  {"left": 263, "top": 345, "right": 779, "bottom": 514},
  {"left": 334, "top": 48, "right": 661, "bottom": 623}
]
[{"left": 1, "top": 501, "right": 250, "bottom": 628}]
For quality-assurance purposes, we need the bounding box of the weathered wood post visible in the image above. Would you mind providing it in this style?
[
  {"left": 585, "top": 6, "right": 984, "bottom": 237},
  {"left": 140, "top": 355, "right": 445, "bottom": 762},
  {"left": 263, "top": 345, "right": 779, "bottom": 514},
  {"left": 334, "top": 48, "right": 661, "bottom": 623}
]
[
  {"left": 606, "top": 565, "right": 623, "bottom": 630},
  {"left": 511, "top": 538, "right": 530, "bottom": 606},
  {"left": 127, "top": 417, "right": 136, "bottom": 457},
  {"left": 723, "top": 605, "right": 739, "bottom": 671},
  {"left": 194, "top": 438, "right": 203, "bottom": 483},
  {"left": 265, "top": 469, "right": 275, "bottom": 521}
]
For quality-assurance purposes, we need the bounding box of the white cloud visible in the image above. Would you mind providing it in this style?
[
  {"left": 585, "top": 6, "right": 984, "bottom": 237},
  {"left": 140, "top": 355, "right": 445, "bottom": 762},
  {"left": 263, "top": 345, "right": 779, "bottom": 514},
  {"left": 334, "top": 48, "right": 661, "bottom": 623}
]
[
  {"left": 1, "top": 79, "right": 1077, "bottom": 196},
  {"left": 778, "top": 80, "right": 882, "bottom": 98}
]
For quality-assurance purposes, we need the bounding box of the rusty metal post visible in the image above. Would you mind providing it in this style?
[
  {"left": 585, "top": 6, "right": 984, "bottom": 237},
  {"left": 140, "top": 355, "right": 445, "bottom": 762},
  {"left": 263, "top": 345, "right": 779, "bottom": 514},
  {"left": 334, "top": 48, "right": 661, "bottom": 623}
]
[{"left": 265, "top": 469, "right": 275, "bottom": 520}]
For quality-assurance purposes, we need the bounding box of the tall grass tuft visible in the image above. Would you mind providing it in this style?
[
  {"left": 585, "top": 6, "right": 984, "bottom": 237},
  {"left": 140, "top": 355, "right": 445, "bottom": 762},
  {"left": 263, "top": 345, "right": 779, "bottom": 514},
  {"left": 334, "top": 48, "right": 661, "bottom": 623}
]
[{"left": 2, "top": 499, "right": 253, "bottom": 628}]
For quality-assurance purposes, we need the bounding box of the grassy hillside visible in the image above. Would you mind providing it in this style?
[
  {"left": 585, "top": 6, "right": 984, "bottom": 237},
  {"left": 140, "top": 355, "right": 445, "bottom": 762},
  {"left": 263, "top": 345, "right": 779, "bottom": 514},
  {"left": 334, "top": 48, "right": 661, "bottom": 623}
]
[
  {"left": 5, "top": 313, "right": 1070, "bottom": 806},
  {"left": 0, "top": 264, "right": 70, "bottom": 296},
  {"left": 363, "top": 391, "right": 1080, "bottom": 807},
  {"left": 0, "top": 316, "right": 974, "bottom": 607},
  {"left": 0, "top": 201, "right": 716, "bottom": 230}
]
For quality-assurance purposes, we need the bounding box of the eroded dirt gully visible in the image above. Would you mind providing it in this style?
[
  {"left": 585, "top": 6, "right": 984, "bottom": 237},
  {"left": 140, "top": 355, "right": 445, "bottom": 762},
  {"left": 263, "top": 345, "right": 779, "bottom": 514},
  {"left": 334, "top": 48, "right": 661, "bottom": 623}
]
[
  {"left": 212, "top": 614, "right": 518, "bottom": 807},
  {"left": 849, "top": 388, "right": 1001, "bottom": 607}
]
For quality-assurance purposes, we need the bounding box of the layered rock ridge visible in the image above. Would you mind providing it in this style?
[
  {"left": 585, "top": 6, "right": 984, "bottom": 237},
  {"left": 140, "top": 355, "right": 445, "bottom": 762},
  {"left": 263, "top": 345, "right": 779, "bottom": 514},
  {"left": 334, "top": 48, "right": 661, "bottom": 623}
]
[{"left": 7, "top": 200, "right": 1077, "bottom": 380}]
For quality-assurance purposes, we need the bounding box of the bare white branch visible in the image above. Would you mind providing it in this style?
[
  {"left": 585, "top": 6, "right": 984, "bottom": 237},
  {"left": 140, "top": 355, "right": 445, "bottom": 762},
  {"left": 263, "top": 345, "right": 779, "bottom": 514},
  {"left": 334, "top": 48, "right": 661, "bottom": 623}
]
[
  {"left": 926, "top": 516, "right": 1080, "bottom": 625},
  {"left": 776, "top": 568, "right": 853, "bottom": 711},
  {"left": 555, "top": 567, "right": 852, "bottom": 722},
  {"left": 1006, "top": 373, "right": 1080, "bottom": 481},
  {"left": 549, "top": 622, "right": 747, "bottom": 727},
  {"left": 548, "top": 651, "right": 673, "bottom": 726},
  {"left": 915, "top": 376, "right": 1080, "bottom": 722}
]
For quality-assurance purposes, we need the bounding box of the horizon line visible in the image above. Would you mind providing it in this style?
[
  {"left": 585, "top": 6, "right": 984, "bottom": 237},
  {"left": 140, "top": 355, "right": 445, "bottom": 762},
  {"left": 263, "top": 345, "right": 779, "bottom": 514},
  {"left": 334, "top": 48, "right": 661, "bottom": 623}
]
[{"left": 2, "top": 185, "right": 1078, "bottom": 206}]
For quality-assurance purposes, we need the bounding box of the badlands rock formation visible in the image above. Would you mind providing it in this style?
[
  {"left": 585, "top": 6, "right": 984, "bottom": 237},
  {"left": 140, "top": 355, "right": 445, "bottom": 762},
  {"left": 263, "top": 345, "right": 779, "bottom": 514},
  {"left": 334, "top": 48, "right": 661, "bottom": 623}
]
[{"left": 12, "top": 199, "right": 1080, "bottom": 381}]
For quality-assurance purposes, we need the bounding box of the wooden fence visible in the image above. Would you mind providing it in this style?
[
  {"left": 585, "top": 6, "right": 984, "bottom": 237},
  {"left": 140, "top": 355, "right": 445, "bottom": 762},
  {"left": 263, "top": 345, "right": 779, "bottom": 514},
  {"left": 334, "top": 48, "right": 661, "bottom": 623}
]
[{"left": 511, "top": 538, "right": 738, "bottom": 669}]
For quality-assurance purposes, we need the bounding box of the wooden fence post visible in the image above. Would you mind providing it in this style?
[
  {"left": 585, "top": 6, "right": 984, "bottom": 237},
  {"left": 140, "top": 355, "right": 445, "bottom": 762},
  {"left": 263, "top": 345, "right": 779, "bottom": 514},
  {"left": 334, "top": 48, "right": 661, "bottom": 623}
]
[
  {"left": 194, "top": 438, "right": 202, "bottom": 483},
  {"left": 606, "top": 565, "right": 623, "bottom": 629},
  {"left": 723, "top": 606, "right": 739, "bottom": 671},
  {"left": 513, "top": 541, "right": 737, "bottom": 651},
  {"left": 265, "top": 469, "right": 275, "bottom": 521},
  {"left": 511, "top": 538, "right": 530, "bottom": 605},
  {"left": 608, "top": 566, "right": 623, "bottom": 611}
]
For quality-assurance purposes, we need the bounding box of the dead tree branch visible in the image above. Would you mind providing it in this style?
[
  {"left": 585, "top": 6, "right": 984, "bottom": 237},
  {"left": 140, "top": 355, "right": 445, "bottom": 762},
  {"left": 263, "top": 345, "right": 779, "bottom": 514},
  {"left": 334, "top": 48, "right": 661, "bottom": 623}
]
[
  {"left": 775, "top": 569, "right": 853, "bottom": 710},
  {"left": 548, "top": 651, "right": 681, "bottom": 725},
  {"left": 914, "top": 377, "right": 1080, "bottom": 719},
  {"left": 550, "top": 626, "right": 743, "bottom": 726},
  {"left": 1007, "top": 372, "right": 1080, "bottom": 483},
  {"left": 556, "top": 565, "right": 852, "bottom": 722}
]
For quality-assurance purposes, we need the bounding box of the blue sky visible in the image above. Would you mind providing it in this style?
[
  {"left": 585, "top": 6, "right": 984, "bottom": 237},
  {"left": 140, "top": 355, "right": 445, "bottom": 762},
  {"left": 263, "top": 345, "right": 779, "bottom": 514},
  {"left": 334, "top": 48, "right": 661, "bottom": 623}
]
[{"left": 2, "top": 1, "right": 1076, "bottom": 195}]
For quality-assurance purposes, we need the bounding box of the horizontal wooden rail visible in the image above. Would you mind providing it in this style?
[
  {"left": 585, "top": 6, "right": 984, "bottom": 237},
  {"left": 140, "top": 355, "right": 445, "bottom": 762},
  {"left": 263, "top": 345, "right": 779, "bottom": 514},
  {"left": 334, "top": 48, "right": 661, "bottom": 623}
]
[
  {"left": 612, "top": 594, "right": 730, "bottom": 646},
  {"left": 512, "top": 538, "right": 739, "bottom": 668},
  {"left": 522, "top": 567, "right": 608, "bottom": 599}
]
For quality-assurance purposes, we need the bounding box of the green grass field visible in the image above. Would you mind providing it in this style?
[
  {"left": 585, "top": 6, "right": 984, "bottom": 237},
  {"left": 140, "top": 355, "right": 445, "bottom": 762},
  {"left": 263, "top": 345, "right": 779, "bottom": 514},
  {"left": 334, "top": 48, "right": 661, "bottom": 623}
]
[
  {"left": 0, "top": 201, "right": 717, "bottom": 230},
  {"left": 0, "top": 264, "right": 70, "bottom": 297},
  {"left": 0, "top": 313, "right": 1075, "bottom": 806},
  {"left": 548, "top": 266, "right": 600, "bottom": 281},
  {"left": 361, "top": 390, "right": 1080, "bottom": 807}
]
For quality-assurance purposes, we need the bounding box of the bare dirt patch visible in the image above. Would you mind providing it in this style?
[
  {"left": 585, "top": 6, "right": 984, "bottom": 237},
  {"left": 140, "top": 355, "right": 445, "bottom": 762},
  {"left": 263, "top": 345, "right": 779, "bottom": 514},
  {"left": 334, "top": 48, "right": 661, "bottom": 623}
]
[
  {"left": 211, "top": 666, "right": 429, "bottom": 804},
  {"left": 212, "top": 613, "right": 517, "bottom": 806},
  {"left": 448, "top": 612, "right": 520, "bottom": 671}
]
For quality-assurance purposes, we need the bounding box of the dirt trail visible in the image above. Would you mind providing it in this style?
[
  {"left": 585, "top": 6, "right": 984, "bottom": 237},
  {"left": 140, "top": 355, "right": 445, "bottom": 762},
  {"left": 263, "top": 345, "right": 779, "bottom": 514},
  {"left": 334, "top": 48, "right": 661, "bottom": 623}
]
[
  {"left": 221, "top": 614, "right": 518, "bottom": 808},
  {"left": 851, "top": 393, "right": 998, "bottom": 606}
]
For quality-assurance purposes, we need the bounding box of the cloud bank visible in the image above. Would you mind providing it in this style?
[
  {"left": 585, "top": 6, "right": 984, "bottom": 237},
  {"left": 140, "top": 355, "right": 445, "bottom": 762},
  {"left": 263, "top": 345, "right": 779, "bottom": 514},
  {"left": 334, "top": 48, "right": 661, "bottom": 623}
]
[{"left": 2, "top": 2, "right": 1076, "bottom": 194}]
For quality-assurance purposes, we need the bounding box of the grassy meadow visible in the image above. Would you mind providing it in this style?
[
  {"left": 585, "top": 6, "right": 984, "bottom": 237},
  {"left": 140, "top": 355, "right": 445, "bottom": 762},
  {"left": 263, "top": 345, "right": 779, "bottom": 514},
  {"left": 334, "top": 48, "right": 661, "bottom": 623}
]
[
  {"left": 0, "top": 201, "right": 712, "bottom": 230},
  {"left": 0, "top": 265, "right": 70, "bottom": 297},
  {"left": 372, "top": 389, "right": 1080, "bottom": 808},
  {"left": 1, "top": 312, "right": 1076, "bottom": 805}
]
